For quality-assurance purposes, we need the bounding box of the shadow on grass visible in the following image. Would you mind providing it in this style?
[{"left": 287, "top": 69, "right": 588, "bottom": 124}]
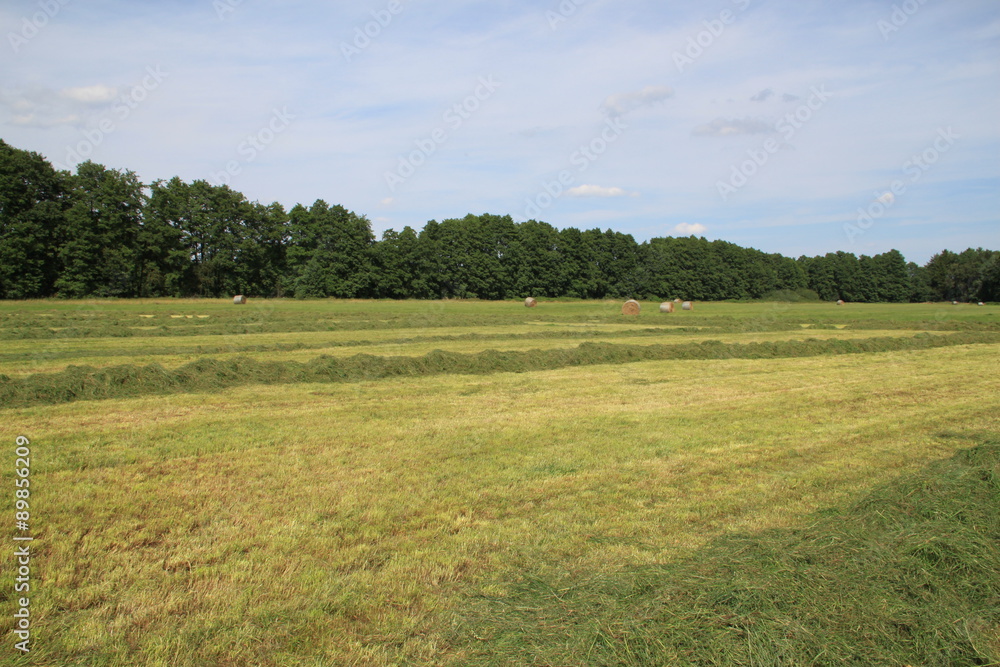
[{"left": 454, "top": 434, "right": 1000, "bottom": 666}]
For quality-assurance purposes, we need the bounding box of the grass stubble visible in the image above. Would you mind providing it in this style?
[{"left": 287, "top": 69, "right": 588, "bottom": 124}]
[{"left": 0, "top": 299, "right": 997, "bottom": 665}]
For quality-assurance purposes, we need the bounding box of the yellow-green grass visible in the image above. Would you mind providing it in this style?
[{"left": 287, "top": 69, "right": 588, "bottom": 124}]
[
  {"left": 459, "top": 434, "right": 1000, "bottom": 665},
  {"left": 1, "top": 299, "right": 995, "bottom": 336},
  {"left": 0, "top": 327, "right": 938, "bottom": 377},
  {"left": 0, "top": 297, "right": 994, "bottom": 319},
  {"left": 2, "top": 322, "right": 664, "bottom": 353},
  {"left": 3, "top": 343, "right": 998, "bottom": 665}
]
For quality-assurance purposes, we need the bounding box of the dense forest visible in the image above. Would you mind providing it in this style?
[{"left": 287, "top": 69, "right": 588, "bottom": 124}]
[{"left": 1, "top": 139, "right": 997, "bottom": 302}]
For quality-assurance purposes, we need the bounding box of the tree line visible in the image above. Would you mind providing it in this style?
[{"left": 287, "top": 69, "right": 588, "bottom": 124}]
[{"left": 1, "top": 139, "right": 997, "bottom": 302}]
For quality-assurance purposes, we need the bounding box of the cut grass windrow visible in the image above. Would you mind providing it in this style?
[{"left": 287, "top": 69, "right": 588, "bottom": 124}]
[
  {"left": 455, "top": 434, "right": 1000, "bottom": 666},
  {"left": 1, "top": 316, "right": 994, "bottom": 341},
  {"left": 1, "top": 331, "right": 996, "bottom": 407},
  {"left": 0, "top": 329, "right": 934, "bottom": 377}
]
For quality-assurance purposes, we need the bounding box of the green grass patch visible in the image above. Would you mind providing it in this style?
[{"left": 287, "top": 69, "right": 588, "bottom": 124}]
[
  {"left": 1, "top": 299, "right": 997, "bottom": 665},
  {"left": 2, "top": 331, "right": 996, "bottom": 407},
  {"left": 0, "top": 327, "right": 938, "bottom": 377},
  {"left": 457, "top": 435, "right": 1000, "bottom": 666},
  {"left": 2, "top": 343, "right": 997, "bottom": 665},
  {"left": 1, "top": 299, "right": 996, "bottom": 342}
]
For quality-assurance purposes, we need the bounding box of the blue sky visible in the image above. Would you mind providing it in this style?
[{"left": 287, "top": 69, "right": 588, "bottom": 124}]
[{"left": 2, "top": 0, "right": 998, "bottom": 264}]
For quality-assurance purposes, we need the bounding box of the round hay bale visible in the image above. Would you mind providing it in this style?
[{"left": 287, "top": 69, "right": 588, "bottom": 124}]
[
  {"left": 524, "top": 297, "right": 538, "bottom": 308},
  {"left": 682, "top": 301, "right": 693, "bottom": 311},
  {"left": 233, "top": 295, "right": 247, "bottom": 305},
  {"left": 659, "top": 302, "right": 675, "bottom": 313},
  {"left": 622, "top": 299, "right": 641, "bottom": 316},
  {"left": 837, "top": 299, "right": 845, "bottom": 306},
  {"left": 674, "top": 298, "right": 682, "bottom": 303},
  {"left": 979, "top": 302, "right": 985, "bottom": 306},
  {"left": 952, "top": 300, "right": 958, "bottom": 305}
]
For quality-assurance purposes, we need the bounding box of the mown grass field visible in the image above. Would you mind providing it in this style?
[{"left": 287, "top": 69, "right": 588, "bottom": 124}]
[{"left": 2, "top": 298, "right": 998, "bottom": 666}]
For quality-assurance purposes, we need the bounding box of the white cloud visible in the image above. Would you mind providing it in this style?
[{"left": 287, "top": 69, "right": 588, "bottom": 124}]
[
  {"left": 9, "top": 98, "right": 33, "bottom": 112},
  {"left": 61, "top": 85, "right": 118, "bottom": 104},
  {"left": 11, "top": 113, "right": 80, "bottom": 127},
  {"left": 1, "top": 87, "right": 94, "bottom": 128},
  {"left": 567, "top": 184, "right": 638, "bottom": 198},
  {"left": 692, "top": 117, "right": 773, "bottom": 137},
  {"left": 672, "top": 223, "right": 708, "bottom": 236},
  {"left": 600, "top": 85, "right": 674, "bottom": 118}
]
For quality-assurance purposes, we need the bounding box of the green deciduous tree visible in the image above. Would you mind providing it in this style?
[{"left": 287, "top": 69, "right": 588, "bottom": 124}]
[
  {"left": 0, "top": 140, "right": 69, "bottom": 298},
  {"left": 373, "top": 226, "right": 431, "bottom": 299},
  {"left": 56, "top": 161, "right": 145, "bottom": 297},
  {"left": 510, "top": 220, "right": 565, "bottom": 297},
  {"left": 2, "top": 139, "right": 997, "bottom": 305},
  {"left": 287, "top": 200, "right": 374, "bottom": 298},
  {"left": 872, "top": 249, "right": 909, "bottom": 302}
]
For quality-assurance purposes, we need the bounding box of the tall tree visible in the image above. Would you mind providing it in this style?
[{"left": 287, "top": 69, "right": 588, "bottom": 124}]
[
  {"left": 234, "top": 201, "right": 288, "bottom": 297},
  {"left": 872, "top": 249, "right": 909, "bottom": 302},
  {"left": 906, "top": 261, "right": 935, "bottom": 302},
  {"left": 56, "top": 161, "right": 145, "bottom": 297},
  {"left": 287, "top": 200, "right": 374, "bottom": 298},
  {"left": 372, "top": 226, "right": 429, "bottom": 299},
  {"left": 0, "top": 140, "right": 69, "bottom": 298},
  {"left": 979, "top": 251, "right": 1000, "bottom": 302},
  {"left": 592, "top": 229, "right": 641, "bottom": 298},
  {"left": 559, "top": 227, "right": 601, "bottom": 298},
  {"left": 146, "top": 178, "right": 251, "bottom": 297},
  {"left": 800, "top": 255, "right": 837, "bottom": 301},
  {"left": 474, "top": 213, "right": 517, "bottom": 299},
  {"left": 511, "top": 220, "right": 564, "bottom": 297},
  {"left": 925, "top": 249, "right": 972, "bottom": 301},
  {"left": 138, "top": 182, "right": 188, "bottom": 297},
  {"left": 773, "top": 254, "right": 808, "bottom": 292}
]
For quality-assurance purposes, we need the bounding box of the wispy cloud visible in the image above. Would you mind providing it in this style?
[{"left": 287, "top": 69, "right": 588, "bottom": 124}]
[
  {"left": 673, "top": 223, "right": 708, "bottom": 236},
  {"left": 10, "top": 113, "right": 80, "bottom": 128},
  {"left": 61, "top": 85, "right": 119, "bottom": 105},
  {"left": 567, "top": 184, "right": 638, "bottom": 198},
  {"left": 0, "top": 86, "right": 110, "bottom": 128},
  {"left": 600, "top": 85, "right": 674, "bottom": 118},
  {"left": 692, "top": 117, "right": 773, "bottom": 137}
]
